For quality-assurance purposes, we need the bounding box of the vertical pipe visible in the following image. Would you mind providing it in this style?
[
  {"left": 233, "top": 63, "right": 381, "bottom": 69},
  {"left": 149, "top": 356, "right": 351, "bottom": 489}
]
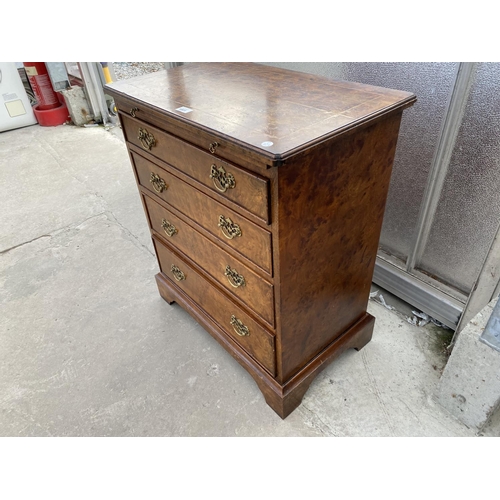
[{"left": 100, "top": 62, "right": 113, "bottom": 84}]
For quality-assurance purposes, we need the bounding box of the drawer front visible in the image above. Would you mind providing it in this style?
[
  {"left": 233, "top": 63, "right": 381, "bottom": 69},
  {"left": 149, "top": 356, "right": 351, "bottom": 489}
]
[
  {"left": 145, "top": 195, "right": 275, "bottom": 327},
  {"left": 122, "top": 114, "right": 270, "bottom": 223},
  {"left": 132, "top": 151, "right": 272, "bottom": 275},
  {"left": 153, "top": 236, "right": 276, "bottom": 375}
]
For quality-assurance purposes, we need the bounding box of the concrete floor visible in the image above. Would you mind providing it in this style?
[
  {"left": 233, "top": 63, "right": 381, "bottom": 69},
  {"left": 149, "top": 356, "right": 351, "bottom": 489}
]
[{"left": 1, "top": 123, "right": 498, "bottom": 437}]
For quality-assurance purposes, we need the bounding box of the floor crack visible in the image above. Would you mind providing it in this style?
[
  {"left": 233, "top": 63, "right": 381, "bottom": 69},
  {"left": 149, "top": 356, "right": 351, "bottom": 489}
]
[
  {"left": 0, "top": 213, "right": 107, "bottom": 255},
  {"left": 361, "top": 349, "right": 397, "bottom": 436},
  {"left": 104, "top": 211, "right": 154, "bottom": 257},
  {"left": 0, "top": 235, "right": 52, "bottom": 255},
  {"left": 298, "top": 402, "right": 339, "bottom": 436}
]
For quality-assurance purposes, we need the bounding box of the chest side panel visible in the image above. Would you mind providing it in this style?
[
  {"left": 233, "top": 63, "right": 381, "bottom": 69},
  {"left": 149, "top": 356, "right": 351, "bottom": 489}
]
[{"left": 276, "top": 112, "right": 404, "bottom": 381}]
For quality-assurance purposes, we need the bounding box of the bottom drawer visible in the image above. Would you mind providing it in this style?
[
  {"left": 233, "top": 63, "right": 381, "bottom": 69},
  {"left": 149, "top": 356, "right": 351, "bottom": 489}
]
[{"left": 153, "top": 235, "right": 276, "bottom": 375}]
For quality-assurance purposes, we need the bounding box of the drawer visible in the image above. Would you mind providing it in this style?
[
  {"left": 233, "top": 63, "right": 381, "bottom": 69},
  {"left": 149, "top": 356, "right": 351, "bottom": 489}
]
[
  {"left": 132, "top": 151, "right": 273, "bottom": 275},
  {"left": 121, "top": 114, "right": 270, "bottom": 223},
  {"left": 153, "top": 236, "right": 276, "bottom": 375},
  {"left": 144, "top": 195, "right": 275, "bottom": 327}
]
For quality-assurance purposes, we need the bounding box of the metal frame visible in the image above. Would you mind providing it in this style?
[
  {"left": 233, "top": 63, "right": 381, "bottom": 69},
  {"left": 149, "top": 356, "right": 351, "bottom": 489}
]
[
  {"left": 479, "top": 293, "right": 500, "bottom": 352},
  {"left": 406, "top": 63, "right": 477, "bottom": 272},
  {"left": 373, "top": 63, "right": 484, "bottom": 331},
  {"left": 78, "top": 63, "right": 103, "bottom": 123},
  {"left": 374, "top": 254, "right": 464, "bottom": 329},
  {"left": 78, "top": 62, "right": 113, "bottom": 125},
  {"left": 455, "top": 220, "right": 500, "bottom": 337}
]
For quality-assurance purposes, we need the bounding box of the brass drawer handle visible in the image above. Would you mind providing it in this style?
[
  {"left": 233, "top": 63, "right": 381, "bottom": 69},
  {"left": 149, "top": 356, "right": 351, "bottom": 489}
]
[
  {"left": 171, "top": 264, "right": 185, "bottom": 282},
  {"left": 161, "top": 219, "right": 177, "bottom": 237},
  {"left": 150, "top": 172, "right": 167, "bottom": 193},
  {"left": 225, "top": 265, "right": 245, "bottom": 288},
  {"left": 130, "top": 107, "right": 138, "bottom": 117},
  {"left": 210, "top": 164, "right": 235, "bottom": 193},
  {"left": 209, "top": 142, "right": 219, "bottom": 154},
  {"left": 138, "top": 127, "right": 156, "bottom": 150},
  {"left": 230, "top": 315, "right": 249, "bottom": 337},
  {"left": 218, "top": 215, "right": 242, "bottom": 239}
]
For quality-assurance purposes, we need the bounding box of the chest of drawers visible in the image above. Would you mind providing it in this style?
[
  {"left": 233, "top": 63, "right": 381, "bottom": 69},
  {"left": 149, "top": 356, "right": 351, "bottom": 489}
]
[{"left": 106, "top": 63, "right": 415, "bottom": 418}]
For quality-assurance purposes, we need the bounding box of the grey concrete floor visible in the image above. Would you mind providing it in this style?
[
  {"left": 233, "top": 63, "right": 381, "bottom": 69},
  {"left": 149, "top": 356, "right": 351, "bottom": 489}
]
[{"left": 1, "top": 123, "right": 498, "bottom": 437}]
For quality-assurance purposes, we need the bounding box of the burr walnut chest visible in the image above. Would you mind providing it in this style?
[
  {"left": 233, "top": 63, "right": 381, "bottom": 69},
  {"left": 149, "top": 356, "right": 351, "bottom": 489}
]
[{"left": 105, "top": 63, "right": 415, "bottom": 418}]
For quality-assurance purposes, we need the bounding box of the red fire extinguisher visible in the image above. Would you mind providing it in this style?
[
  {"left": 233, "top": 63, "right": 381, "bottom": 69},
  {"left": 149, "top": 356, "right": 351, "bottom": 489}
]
[{"left": 23, "top": 62, "right": 70, "bottom": 126}]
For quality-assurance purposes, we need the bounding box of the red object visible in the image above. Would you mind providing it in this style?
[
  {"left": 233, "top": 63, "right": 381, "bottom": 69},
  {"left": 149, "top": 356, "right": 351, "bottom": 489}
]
[
  {"left": 23, "top": 62, "right": 59, "bottom": 110},
  {"left": 23, "top": 62, "right": 70, "bottom": 126},
  {"left": 33, "top": 103, "right": 70, "bottom": 127}
]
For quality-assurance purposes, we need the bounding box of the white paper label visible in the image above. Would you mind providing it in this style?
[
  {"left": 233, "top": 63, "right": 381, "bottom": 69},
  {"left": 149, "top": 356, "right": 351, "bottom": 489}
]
[
  {"left": 5, "top": 99, "right": 26, "bottom": 117},
  {"left": 3, "top": 92, "right": 18, "bottom": 102},
  {"left": 261, "top": 141, "right": 273, "bottom": 147},
  {"left": 176, "top": 106, "right": 193, "bottom": 113}
]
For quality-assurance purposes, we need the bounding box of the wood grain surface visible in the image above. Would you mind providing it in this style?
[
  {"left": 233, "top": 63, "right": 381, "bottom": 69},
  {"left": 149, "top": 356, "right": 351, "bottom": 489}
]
[
  {"left": 274, "top": 113, "right": 403, "bottom": 381},
  {"left": 153, "top": 235, "right": 276, "bottom": 375},
  {"left": 107, "top": 62, "right": 415, "bottom": 162},
  {"left": 122, "top": 113, "right": 270, "bottom": 222},
  {"left": 108, "top": 63, "right": 416, "bottom": 418},
  {"left": 144, "top": 194, "right": 275, "bottom": 327},
  {"left": 131, "top": 151, "right": 273, "bottom": 275}
]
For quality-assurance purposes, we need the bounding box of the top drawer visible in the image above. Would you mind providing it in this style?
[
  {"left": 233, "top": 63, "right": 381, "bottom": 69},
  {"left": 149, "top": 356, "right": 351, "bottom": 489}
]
[{"left": 121, "top": 114, "right": 270, "bottom": 224}]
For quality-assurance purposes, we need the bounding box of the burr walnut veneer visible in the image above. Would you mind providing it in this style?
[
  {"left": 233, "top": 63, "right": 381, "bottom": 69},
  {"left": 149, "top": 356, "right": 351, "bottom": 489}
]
[{"left": 106, "top": 63, "right": 415, "bottom": 418}]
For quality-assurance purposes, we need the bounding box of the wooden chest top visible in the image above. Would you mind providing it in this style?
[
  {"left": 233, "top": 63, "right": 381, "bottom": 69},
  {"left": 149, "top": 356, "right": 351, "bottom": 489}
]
[{"left": 106, "top": 62, "right": 416, "bottom": 164}]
